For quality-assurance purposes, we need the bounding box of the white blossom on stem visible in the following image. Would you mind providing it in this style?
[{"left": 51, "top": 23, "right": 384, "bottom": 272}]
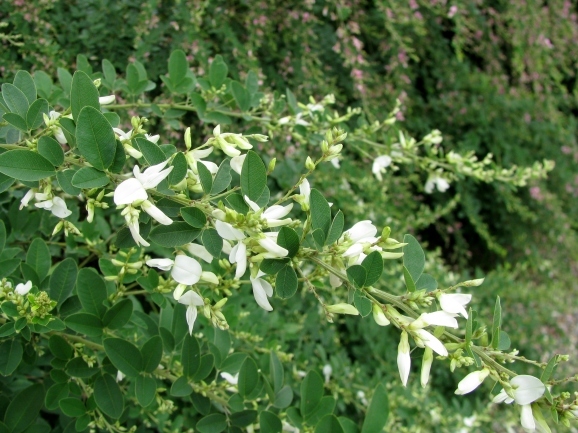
[
  {"left": 14, "top": 281, "right": 32, "bottom": 296},
  {"left": 35, "top": 196, "right": 72, "bottom": 218},
  {"left": 492, "top": 375, "right": 546, "bottom": 432},
  {"left": 244, "top": 195, "right": 293, "bottom": 227},
  {"left": 171, "top": 255, "right": 203, "bottom": 286},
  {"left": 425, "top": 174, "right": 450, "bottom": 193},
  {"left": 187, "top": 243, "right": 213, "bottom": 263},
  {"left": 438, "top": 293, "right": 472, "bottom": 319},
  {"left": 99, "top": 94, "right": 116, "bottom": 105},
  {"left": 230, "top": 154, "right": 246, "bottom": 175},
  {"left": 372, "top": 155, "right": 392, "bottom": 181},
  {"left": 250, "top": 271, "right": 274, "bottom": 311},
  {"left": 397, "top": 331, "right": 411, "bottom": 387},
  {"left": 178, "top": 290, "right": 204, "bottom": 335},
  {"left": 455, "top": 368, "right": 490, "bottom": 395}
]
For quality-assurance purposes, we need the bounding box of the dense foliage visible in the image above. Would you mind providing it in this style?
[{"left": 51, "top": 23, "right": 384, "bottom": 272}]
[{"left": 1, "top": 1, "right": 577, "bottom": 432}]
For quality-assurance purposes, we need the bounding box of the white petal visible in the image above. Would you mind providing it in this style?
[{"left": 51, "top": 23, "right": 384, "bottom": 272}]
[
  {"left": 137, "top": 159, "right": 173, "bottom": 189},
  {"left": 230, "top": 155, "right": 246, "bottom": 175},
  {"left": 15, "top": 281, "right": 32, "bottom": 296},
  {"left": 343, "top": 243, "right": 363, "bottom": 258},
  {"left": 145, "top": 134, "right": 160, "bottom": 143},
  {"left": 200, "top": 271, "right": 219, "bottom": 285},
  {"left": 250, "top": 277, "right": 273, "bottom": 311},
  {"left": 51, "top": 197, "right": 72, "bottom": 218},
  {"left": 141, "top": 200, "right": 172, "bottom": 225},
  {"left": 258, "top": 237, "right": 288, "bottom": 258},
  {"left": 346, "top": 220, "right": 377, "bottom": 242},
  {"left": 220, "top": 372, "right": 238, "bottom": 385},
  {"left": 187, "top": 243, "right": 213, "bottom": 263},
  {"left": 234, "top": 242, "right": 247, "bottom": 279},
  {"left": 20, "top": 189, "right": 35, "bottom": 209},
  {"left": 114, "top": 178, "right": 148, "bottom": 205},
  {"left": 146, "top": 258, "right": 174, "bottom": 271},
  {"left": 420, "top": 311, "right": 458, "bottom": 328},
  {"left": 171, "top": 255, "right": 202, "bottom": 285},
  {"left": 54, "top": 128, "right": 67, "bottom": 145},
  {"left": 215, "top": 220, "right": 246, "bottom": 241},
  {"left": 178, "top": 290, "right": 204, "bottom": 306},
  {"left": 520, "top": 404, "right": 536, "bottom": 431},
  {"left": 511, "top": 375, "right": 546, "bottom": 405},
  {"left": 329, "top": 273, "right": 343, "bottom": 288},
  {"left": 221, "top": 239, "right": 233, "bottom": 254},
  {"left": 192, "top": 148, "right": 213, "bottom": 159},
  {"left": 455, "top": 369, "right": 489, "bottom": 395},
  {"left": 220, "top": 141, "right": 241, "bottom": 157},
  {"left": 299, "top": 179, "right": 311, "bottom": 200},
  {"left": 185, "top": 305, "right": 198, "bottom": 335},
  {"left": 263, "top": 203, "right": 293, "bottom": 220},
  {"left": 439, "top": 293, "right": 472, "bottom": 318},
  {"left": 243, "top": 195, "right": 261, "bottom": 212},
  {"left": 99, "top": 94, "right": 116, "bottom": 105},
  {"left": 415, "top": 329, "right": 448, "bottom": 356},
  {"left": 129, "top": 221, "right": 150, "bottom": 247},
  {"left": 397, "top": 332, "right": 411, "bottom": 387}
]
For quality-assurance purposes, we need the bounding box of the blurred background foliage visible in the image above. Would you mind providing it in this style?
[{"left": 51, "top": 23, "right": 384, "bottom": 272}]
[{"left": 2, "top": 0, "right": 578, "bottom": 431}]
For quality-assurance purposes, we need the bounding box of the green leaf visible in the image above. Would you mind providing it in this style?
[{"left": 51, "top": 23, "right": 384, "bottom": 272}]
[
  {"left": 182, "top": 334, "right": 201, "bottom": 378},
  {"left": 325, "top": 210, "right": 344, "bottom": 245},
  {"left": 238, "top": 357, "right": 260, "bottom": 398},
  {"left": 142, "top": 335, "right": 163, "bottom": 373},
  {"left": 241, "top": 150, "right": 267, "bottom": 201},
  {"left": 76, "top": 106, "right": 116, "bottom": 170},
  {"left": 71, "top": 166, "right": 109, "bottom": 188},
  {"left": 110, "top": 140, "right": 126, "bottom": 174},
  {"left": 347, "top": 265, "right": 367, "bottom": 288},
  {"left": 0, "top": 259, "right": 19, "bottom": 278},
  {"left": 310, "top": 189, "right": 331, "bottom": 239},
  {"left": 245, "top": 70, "right": 259, "bottom": 95},
  {"left": 181, "top": 207, "right": 207, "bottom": 228},
  {"left": 168, "top": 152, "right": 187, "bottom": 185},
  {"left": 49, "top": 258, "right": 78, "bottom": 307},
  {"left": 37, "top": 136, "right": 64, "bottom": 166},
  {"left": 226, "top": 193, "right": 250, "bottom": 214},
  {"left": 57, "top": 67, "right": 72, "bottom": 95},
  {"left": 315, "top": 415, "right": 344, "bottom": 433},
  {"left": 26, "top": 98, "right": 49, "bottom": 130},
  {"left": 134, "top": 137, "right": 166, "bottom": 166},
  {"left": 102, "top": 59, "right": 117, "bottom": 89},
  {"left": 93, "top": 374, "right": 124, "bottom": 419},
  {"left": 76, "top": 268, "right": 107, "bottom": 317},
  {"left": 541, "top": 356, "right": 558, "bottom": 382},
  {"left": 59, "top": 398, "right": 86, "bottom": 417},
  {"left": 76, "top": 54, "right": 93, "bottom": 74},
  {"left": 170, "top": 376, "right": 193, "bottom": 396},
  {"left": 57, "top": 169, "right": 82, "bottom": 196},
  {"left": 65, "top": 357, "right": 99, "bottom": 377},
  {"left": 0, "top": 220, "right": 5, "bottom": 254},
  {"left": 231, "top": 81, "right": 250, "bottom": 112},
  {"left": 197, "top": 161, "right": 213, "bottom": 194},
  {"left": 48, "top": 335, "right": 73, "bottom": 360},
  {"left": 415, "top": 273, "right": 438, "bottom": 291},
  {"left": 277, "top": 227, "right": 300, "bottom": 258},
  {"left": 402, "top": 234, "right": 425, "bottom": 283},
  {"left": 135, "top": 375, "right": 157, "bottom": 407},
  {"left": 149, "top": 222, "right": 201, "bottom": 247},
  {"left": 260, "top": 411, "right": 282, "bottom": 433},
  {"left": 260, "top": 258, "right": 289, "bottom": 275},
  {"left": 0, "top": 339, "right": 23, "bottom": 376},
  {"left": 59, "top": 117, "right": 76, "bottom": 147},
  {"left": 70, "top": 71, "right": 100, "bottom": 121},
  {"left": 45, "top": 383, "right": 69, "bottom": 410},
  {"left": 231, "top": 410, "right": 258, "bottom": 427},
  {"left": 3, "top": 113, "right": 27, "bottom": 131},
  {"left": 104, "top": 338, "right": 143, "bottom": 377},
  {"left": 33, "top": 70, "right": 52, "bottom": 99},
  {"left": 465, "top": 307, "right": 474, "bottom": 344},
  {"left": 210, "top": 158, "right": 232, "bottom": 195},
  {"left": 306, "top": 396, "right": 336, "bottom": 425},
  {"left": 65, "top": 313, "right": 103, "bottom": 337},
  {"left": 3, "top": 383, "right": 44, "bottom": 433},
  {"left": 209, "top": 55, "right": 228, "bottom": 88},
  {"left": 26, "top": 238, "right": 51, "bottom": 280},
  {"left": 268, "top": 352, "right": 284, "bottom": 396},
  {"left": 202, "top": 228, "right": 223, "bottom": 257},
  {"left": 196, "top": 413, "right": 227, "bottom": 433},
  {"left": 276, "top": 265, "right": 298, "bottom": 299},
  {"left": 403, "top": 266, "right": 416, "bottom": 292},
  {"left": 353, "top": 291, "right": 372, "bottom": 317},
  {"left": 301, "top": 370, "right": 324, "bottom": 418},
  {"left": 13, "top": 70, "right": 37, "bottom": 104},
  {"left": 168, "top": 49, "right": 188, "bottom": 85},
  {"left": 491, "top": 296, "right": 502, "bottom": 349},
  {"left": 286, "top": 88, "right": 299, "bottom": 114},
  {"left": 103, "top": 299, "right": 133, "bottom": 330},
  {"left": 2, "top": 83, "right": 29, "bottom": 117},
  {"left": 361, "top": 251, "right": 383, "bottom": 286},
  {"left": 497, "top": 330, "right": 511, "bottom": 351},
  {"left": 0, "top": 150, "right": 55, "bottom": 181},
  {"left": 311, "top": 228, "right": 325, "bottom": 250},
  {"left": 361, "top": 383, "right": 389, "bottom": 433},
  {"left": 274, "top": 385, "right": 293, "bottom": 408}
]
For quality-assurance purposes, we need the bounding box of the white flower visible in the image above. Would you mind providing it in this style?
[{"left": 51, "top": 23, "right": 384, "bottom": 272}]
[
  {"left": 412, "top": 329, "right": 448, "bottom": 356},
  {"left": 146, "top": 258, "right": 174, "bottom": 271},
  {"left": 116, "top": 371, "right": 125, "bottom": 382},
  {"left": 250, "top": 271, "right": 274, "bottom": 311},
  {"left": 300, "top": 179, "right": 311, "bottom": 204},
  {"left": 229, "top": 241, "right": 248, "bottom": 279},
  {"left": 455, "top": 368, "right": 490, "bottom": 395},
  {"left": 178, "top": 290, "right": 204, "bottom": 335},
  {"left": 141, "top": 200, "right": 172, "bottom": 225},
  {"left": 113, "top": 128, "right": 133, "bottom": 142},
  {"left": 35, "top": 196, "right": 72, "bottom": 218},
  {"left": 409, "top": 311, "right": 459, "bottom": 330},
  {"left": 372, "top": 155, "right": 392, "bottom": 181},
  {"left": 439, "top": 293, "right": 472, "bottom": 319},
  {"left": 325, "top": 303, "right": 359, "bottom": 315},
  {"left": 258, "top": 237, "right": 288, "bottom": 258},
  {"left": 14, "top": 281, "right": 32, "bottom": 296},
  {"left": 322, "top": 364, "right": 332, "bottom": 383},
  {"left": 220, "top": 372, "right": 239, "bottom": 385},
  {"left": 230, "top": 154, "right": 246, "bottom": 175},
  {"left": 425, "top": 174, "right": 450, "bottom": 193},
  {"left": 99, "top": 94, "right": 116, "bottom": 105},
  {"left": 330, "top": 158, "right": 340, "bottom": 169},
  {"left": 215, "top": 220, "right": 246, "bottom": 241},
  {"left": 187, "top": 243, "right": 213, "bottom": 263},
  {"left": 114, "top": 159, "right": 173, "bottom": 206},
  {"left": 421, "top": 347, "right": 433, "bottom": 388},
  {"left": 520, "top": 404, "right": 535, "bottom": 431},
  {"left": 372, "top": 304, "right": 390, "bottom": 326},
  {"left": 128, "top": 218, "right": 149, "bottom": 247},
  {"left": 344, "top": 220, "right": 377, "bottom": 243},
  {"left": 492, "top": 375, "right": 546, "bottom": 431},
  {"left": 20, "top": 189, "right": 35, "bottom": 210},
  {"left": 397, "top": 331, "right": 411, "bottom": 387},
  {"left": 171, "top": 255, "right": 202, "bottom": 285},
  {"left": 145, "top": 134, "right": 160, "bottom": 143},
  {"left": 244, "top": 195, "right": 293, "bottom": 227}
]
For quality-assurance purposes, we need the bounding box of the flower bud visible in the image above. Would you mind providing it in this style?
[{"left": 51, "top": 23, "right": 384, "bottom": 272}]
[
  {"left": 372, "top": 303, "right": 390, "bottom": 326},
  {"left": 267, "top": 158, "right": 276, "bottom": 174},
  {"left": 305, "top": 156, "right": 315, "bottom": 170},
  {"left": 185, "top": 127, "right": 192, "bottom": 150},
  {"left": 326, "top": 303, "right": 359, "bottom": 315},
  {"left": 421, "top": 347, "right": 434, "bottom": 388},
  {"left": 93, "top": 78, "right": 102, "bottom": 88}
]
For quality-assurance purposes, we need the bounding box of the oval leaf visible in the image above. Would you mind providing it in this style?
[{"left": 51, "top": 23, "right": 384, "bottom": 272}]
[
  {"left": 76, "top": 106, "right": 116, "bottom": 170},
  {"left": 0, "top": 150, "right": 55, "bottom": 181}
]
